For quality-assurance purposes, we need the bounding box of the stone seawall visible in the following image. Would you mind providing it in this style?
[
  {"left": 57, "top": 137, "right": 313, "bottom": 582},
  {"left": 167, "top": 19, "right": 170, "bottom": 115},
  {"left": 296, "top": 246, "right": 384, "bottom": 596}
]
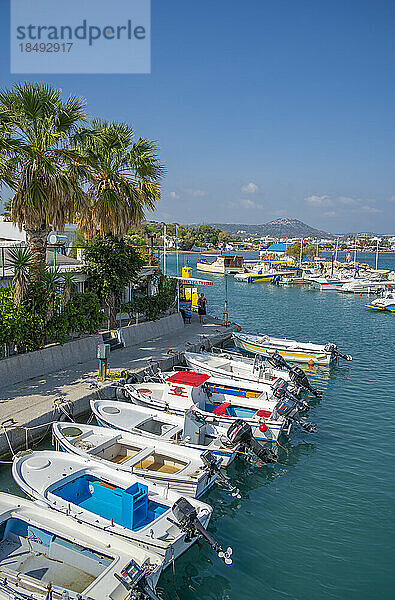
[{"left": 0, "top": 313, "right": 184, "bottom": 387}]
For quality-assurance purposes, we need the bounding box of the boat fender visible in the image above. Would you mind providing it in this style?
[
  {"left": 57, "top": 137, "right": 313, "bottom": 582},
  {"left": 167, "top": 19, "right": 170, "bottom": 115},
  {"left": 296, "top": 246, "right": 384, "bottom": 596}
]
[{"left": 259, "top": 422, "right": 268, "bottom": 433}]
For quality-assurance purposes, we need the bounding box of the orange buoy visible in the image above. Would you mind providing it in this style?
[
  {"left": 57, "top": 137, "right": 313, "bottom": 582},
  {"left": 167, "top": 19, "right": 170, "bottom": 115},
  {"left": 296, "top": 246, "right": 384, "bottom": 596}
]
[{"left": 308, "top": 359, "right": 315, "bottom": 367}]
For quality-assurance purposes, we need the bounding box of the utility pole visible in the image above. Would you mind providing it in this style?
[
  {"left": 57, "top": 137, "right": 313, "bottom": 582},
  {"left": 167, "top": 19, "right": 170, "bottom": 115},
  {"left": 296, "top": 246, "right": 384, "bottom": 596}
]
[{"left": 163, "top": 223, "right": 167, "bottom": 275}]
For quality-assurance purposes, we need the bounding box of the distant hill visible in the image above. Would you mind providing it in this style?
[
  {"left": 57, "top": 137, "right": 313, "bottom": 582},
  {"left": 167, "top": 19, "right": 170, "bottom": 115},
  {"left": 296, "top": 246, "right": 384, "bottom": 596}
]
[{"left": 209, "top": 218, "right": 333, "bottom": 239}]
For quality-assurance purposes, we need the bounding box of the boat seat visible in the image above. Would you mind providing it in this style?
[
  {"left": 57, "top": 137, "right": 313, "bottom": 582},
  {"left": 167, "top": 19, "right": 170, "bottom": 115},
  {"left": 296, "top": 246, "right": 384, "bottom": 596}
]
[
  {"left": 212, "top": 403, "right": 231, "bottom": 416},
  {"left": 257, "top": 409, "right": 272, "bottom": 418}
]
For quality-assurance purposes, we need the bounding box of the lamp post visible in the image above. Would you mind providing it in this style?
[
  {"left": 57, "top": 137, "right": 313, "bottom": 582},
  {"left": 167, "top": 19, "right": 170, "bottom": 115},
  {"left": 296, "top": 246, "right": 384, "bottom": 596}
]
[
  {"left": 223, "top": 270, "right": 229, "bottom": 326},
  {"left": 162, "top": 223, "right": 167, "bottom": 275},
  {"left": 375, "top": 238, "right": 380, "bottom": 271}
]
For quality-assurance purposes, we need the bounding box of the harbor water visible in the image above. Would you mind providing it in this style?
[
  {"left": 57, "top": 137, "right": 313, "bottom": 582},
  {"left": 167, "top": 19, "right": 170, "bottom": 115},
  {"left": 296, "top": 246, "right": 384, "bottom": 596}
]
[
  {"left": 1, "top": 252, "right": 394, "bottom": 600},
  {"left": 156, "top": 252, "right": 394, "bottom": 600}
]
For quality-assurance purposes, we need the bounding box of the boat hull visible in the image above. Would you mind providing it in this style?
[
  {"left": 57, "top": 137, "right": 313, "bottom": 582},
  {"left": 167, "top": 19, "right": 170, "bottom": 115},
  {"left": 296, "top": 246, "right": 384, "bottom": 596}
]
[{"left": 233, "top": 334, "right": 332, "bottom": 365}]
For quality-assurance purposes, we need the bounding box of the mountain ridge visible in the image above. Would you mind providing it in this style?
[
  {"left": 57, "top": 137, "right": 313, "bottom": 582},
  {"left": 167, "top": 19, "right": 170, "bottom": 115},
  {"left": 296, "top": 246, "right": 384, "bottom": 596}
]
[{"left": 204, "top": 218, "right": 334, "bottom": 238}]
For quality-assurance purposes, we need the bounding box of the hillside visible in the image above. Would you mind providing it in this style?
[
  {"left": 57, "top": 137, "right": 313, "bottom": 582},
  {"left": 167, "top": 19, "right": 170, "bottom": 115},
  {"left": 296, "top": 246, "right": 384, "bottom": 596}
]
[{"left": 210, "top": 218, "right": 333, "bottom": 239}]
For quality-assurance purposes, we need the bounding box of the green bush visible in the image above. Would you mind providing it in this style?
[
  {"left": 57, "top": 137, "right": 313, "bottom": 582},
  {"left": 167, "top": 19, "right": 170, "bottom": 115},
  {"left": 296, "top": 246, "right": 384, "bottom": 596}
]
[{"left": 122, "top": 276, "right": 176, "bottom": 321}]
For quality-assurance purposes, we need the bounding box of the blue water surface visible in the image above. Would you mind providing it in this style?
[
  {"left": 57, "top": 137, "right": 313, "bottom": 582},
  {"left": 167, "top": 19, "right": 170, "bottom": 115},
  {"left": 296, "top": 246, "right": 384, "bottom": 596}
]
[
  {"left": 157, "top": 251, "right": 395, "bottom": 600},
  {"left": 0, "top": 252, "right": 393, "bottom": 600}
]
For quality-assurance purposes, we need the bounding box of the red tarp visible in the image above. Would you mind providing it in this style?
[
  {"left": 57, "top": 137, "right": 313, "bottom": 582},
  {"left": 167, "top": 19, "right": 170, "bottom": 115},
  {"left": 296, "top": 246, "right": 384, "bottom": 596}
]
[{"left": 166, "top": 371, "right": 210, "bottom": 387}]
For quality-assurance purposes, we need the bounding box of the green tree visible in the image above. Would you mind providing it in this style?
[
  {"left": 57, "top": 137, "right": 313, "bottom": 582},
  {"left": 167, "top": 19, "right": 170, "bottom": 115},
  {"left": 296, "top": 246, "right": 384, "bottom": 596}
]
[
  {"left": 73, "top": 120, "right": 165, "bottom": 238},
  {"left": 285, "top": 242, "right": 316, "bottom": 261},
  {"left": 84, "top": 234, "right": 143, "bottom": 328},
  {"left": 0, "top": 82, "right": 86, "bottom": 269}
]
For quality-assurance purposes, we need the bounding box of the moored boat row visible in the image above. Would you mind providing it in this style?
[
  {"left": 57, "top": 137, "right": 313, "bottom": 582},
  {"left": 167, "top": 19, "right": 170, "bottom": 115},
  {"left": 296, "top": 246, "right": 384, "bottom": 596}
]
[{"left": 3, "top": 328, "right": 351, "bottom": 598}]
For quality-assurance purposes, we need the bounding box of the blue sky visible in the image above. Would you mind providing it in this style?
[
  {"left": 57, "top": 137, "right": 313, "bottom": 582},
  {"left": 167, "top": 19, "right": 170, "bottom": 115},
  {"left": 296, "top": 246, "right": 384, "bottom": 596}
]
[{"left": 1, "top": 0, "right": 394, "bottom": 233}]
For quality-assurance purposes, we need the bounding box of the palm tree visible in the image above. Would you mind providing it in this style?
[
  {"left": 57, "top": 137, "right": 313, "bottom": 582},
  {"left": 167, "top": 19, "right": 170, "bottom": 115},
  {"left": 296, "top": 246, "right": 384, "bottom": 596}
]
[
  {"left": 73, "top": 120, "right": 165, "bottom": 237},
  {"left": 7, "top": 246, "right": 34, "bottom": 305},
  {"left": 0, "top": 82, "right": 87, "bottom": 270}
]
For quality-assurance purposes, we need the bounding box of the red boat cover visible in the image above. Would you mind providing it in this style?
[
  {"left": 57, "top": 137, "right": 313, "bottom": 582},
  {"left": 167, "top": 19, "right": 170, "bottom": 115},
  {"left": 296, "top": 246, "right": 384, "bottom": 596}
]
[
  {"left": 165, "top": 371, "right": 210, "bottom": 387},
  {"left": 213, "top": 402, "right": 231, "bottom": 415}
]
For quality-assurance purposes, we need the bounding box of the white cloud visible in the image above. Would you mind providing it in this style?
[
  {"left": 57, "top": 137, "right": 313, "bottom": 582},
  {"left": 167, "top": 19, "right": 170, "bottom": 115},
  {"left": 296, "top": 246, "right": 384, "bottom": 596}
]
[
  {"left": 305, "top": 194, "right": 332, "bottom": 207},
  {"left": 338, "top": 196, "right": 359, "bottom": 206},
  {"left": 239, "top": 197, "right": 264, "bottom": 210},
  {"left": 241, "top": 182, "right": 259, "bottom": 194},
  {"left": 306, "top": 194, "right": 382, "bottom": 215},
  {"left": 361, "top": 205, "right": 382, "bottom": 214},
  {"left": 169, "top": 191, "right": 180, "bottom": 199},
  {"left": 184, "top": 188, "right": 206, "bottom": 197}
]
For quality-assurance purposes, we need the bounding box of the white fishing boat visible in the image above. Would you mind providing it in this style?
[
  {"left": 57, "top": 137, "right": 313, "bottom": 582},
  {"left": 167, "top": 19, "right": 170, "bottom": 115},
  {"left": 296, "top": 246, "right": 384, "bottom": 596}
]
[
  {"left": 196, "top": 254, "right": 244, "bottom": 274},
  {"left": 340, "top": 279, "right": 389, "bottom": 294},
  {"left": 13, "top": 450, "right": 233, "bottom": 568},
  {"left": 234, "top": 270, "right": 294, "bottom": 283},
  {"left": 0, "top": 492, "right": 163, "bottom": 600},
  {"left": 184, "top": 350, "right": 321, "bottom": 397},
  {"left": 91, "top": 399, "right": 238, "bottom": 466},
  {"left": 52, "top": 422, "right": 220, "bottom": 498},
  {"left": 123, "top": 371, "right": 317, "bottom": 439},
  {"left": 233, "top": 332, "right": 352, "bottom": 366},
  {"left": 309, "top": 277, "right": 347, "bottom": 291},
  {"left": 365, "top": 290, "right": 395, "bottom": 313}
]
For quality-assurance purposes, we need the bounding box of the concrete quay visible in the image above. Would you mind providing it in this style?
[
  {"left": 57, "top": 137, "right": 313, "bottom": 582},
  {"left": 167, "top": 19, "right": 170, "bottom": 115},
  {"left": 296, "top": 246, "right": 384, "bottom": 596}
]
[{"left": 0, "top": 313, "right": 234, "bottom": 457}]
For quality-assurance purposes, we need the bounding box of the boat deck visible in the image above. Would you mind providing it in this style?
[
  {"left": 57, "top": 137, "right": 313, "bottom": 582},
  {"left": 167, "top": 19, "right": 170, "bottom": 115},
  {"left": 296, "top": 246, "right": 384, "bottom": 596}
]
[{"left": 0, "top": 536, "right": 95, "bottom": 593}]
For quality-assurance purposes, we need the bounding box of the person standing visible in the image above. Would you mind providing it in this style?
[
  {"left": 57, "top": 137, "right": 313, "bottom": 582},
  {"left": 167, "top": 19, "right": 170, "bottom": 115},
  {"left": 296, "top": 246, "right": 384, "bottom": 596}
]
[{"left": 197, "top": 293, "right": 207, "bottom": 324}]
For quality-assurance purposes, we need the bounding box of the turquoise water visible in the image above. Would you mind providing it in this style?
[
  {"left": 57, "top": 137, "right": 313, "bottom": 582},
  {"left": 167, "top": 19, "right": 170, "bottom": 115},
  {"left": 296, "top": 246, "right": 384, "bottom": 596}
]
[
  {"left": 1, "top": 252, "right": 394, "bottom": 600},
  {"left": 157, "top": 252, "right": 395, "bottom": 600}
]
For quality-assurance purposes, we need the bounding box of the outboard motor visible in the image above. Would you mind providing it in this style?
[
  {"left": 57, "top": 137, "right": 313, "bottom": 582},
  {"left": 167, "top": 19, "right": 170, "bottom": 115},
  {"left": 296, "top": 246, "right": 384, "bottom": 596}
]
[
  {"left": 324, "top": 343, "right": 353, "bottom": 362},
  {"left": 272, "top": 378, "right": 309, "bottom": 411},
  {"left": 114, "top": 559, "right": 161, "bottom": 600},
  {"left": 288, "top": 366, "right": 322, "bottom": 397},
  {"left": 265, "top": 352, "right": 291, "bottom": 371},
  {"left": 170, "top": 497, "right": 233, "bottom": 565},
  {"left": 274, "top": 396, "right": 317, "bottom": 433},
  {"left": 226, "top": 419, "right": 277, "bottom": 463},
  {"left": 201, "top": 451, "right": 241, "bottom": 498}
]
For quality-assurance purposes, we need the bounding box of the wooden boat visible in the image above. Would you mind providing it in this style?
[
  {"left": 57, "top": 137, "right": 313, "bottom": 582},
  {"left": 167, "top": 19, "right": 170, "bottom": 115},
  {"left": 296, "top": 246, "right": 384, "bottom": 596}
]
[
  {"left": 13, "top": 450, "right": 233, "bottom": 568},
  {"left": 91, "top": 399, "right": 238, "bottom": 466},
  {"left": 196, "top": 254, "right": 244, "bottom": 274},
  {"left": 0, "top": 492, "right": 163, "bottom": 600},
  {"left": 233, "top": 332, "right": 352, "bottom": 366},
  {"left": 124, "top": 370, "right": 293, "bottom": 441},
  {"left": 52, "top": 422, "right": 220, "bottom": 498}
]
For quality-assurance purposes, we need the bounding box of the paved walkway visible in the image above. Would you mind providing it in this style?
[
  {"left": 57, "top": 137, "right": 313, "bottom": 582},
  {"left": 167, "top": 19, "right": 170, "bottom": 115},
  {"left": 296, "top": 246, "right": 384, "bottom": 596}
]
[{"left": 0, "top": 315, "right": 233, "bottom": 456}]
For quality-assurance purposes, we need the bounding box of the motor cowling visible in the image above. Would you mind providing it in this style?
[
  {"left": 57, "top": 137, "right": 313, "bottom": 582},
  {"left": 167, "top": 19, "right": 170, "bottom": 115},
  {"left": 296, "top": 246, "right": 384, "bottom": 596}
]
[
  {"left": 201, "top": 451, "right": 241, "bottom": 498},
  {"left": 272, "top": 378, "right": 309, "bottom": 411},
  {"left": 171, "top": 497, "right": 233, "bottom": 565},
  {"left": 266, "top": 352, "right": 291, "bottom": 371},
  {"left": 289, "top": 366, "right": 322, "bottom": 397},
  {"left": 226, "top": 419, "right": 277, "bottom": 463},
  {"left": 324, "top": 343, "right": 352, "bottom": 362},
  {"left": 274, "top": 396, "right": 317, "bottom": 433}
]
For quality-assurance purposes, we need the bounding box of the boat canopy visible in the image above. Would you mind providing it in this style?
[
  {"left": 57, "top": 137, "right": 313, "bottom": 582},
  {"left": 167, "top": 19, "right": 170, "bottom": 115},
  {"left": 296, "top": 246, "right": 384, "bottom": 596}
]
[
  {"left": 166, "top": 371, "right": 210, "bottom": 387},
  {"left": 170, "top": 276, "right": 213, "bottom": 286}
]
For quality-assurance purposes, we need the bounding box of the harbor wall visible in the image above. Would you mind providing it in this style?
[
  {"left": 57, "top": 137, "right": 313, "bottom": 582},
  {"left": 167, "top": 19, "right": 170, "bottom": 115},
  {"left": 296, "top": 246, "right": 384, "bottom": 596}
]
[{"left": 0, "top": 313, "right": 184, "bottom": 387}]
